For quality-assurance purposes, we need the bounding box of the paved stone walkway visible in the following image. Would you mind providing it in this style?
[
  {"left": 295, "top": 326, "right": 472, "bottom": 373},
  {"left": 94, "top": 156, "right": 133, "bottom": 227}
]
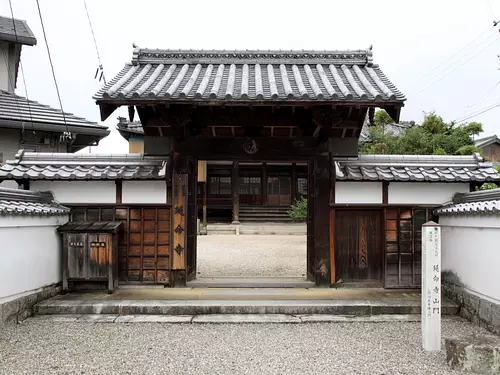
[
  {"left": 197, "top": 235, "right": 306, "bottom": 277},
  {"left": 0, "top": 318, "right": 488, "bottom": 374}
]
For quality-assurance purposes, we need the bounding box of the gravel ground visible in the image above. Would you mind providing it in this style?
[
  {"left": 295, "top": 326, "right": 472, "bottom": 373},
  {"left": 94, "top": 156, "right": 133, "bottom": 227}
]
[
  {"left": 0, "top": 318, "right": 486, "bottom": 375},
  {"left": 197, "top": 235, "right": 306, "bottom": 277}
]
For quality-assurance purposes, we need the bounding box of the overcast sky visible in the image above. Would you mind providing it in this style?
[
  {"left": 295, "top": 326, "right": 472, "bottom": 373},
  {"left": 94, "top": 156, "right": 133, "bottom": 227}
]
[{"left": 2, "top": 0, "right": 500, "bottom": 153}]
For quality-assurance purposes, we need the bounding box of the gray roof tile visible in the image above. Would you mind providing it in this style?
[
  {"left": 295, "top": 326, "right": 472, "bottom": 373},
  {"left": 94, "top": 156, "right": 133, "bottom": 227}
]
[
  {"left": 436, "top": 188, "right": 500, "bottom": 215},
  {"left": 0, "top": 90, "right": 109, "bottom": 137},
  {"left": 0, "top": 188, "right": 69, "bottom": 216},
  {"left": 0, "top": 150, "right": 166, "bottom": 180},
  {"left": 0, "top": 16, "right": 36, "bottom": 46},
  {"left": 94, "top": 48, "right": 405, "bottom": 104},
  {"left": 335, "top": 153, "right": 500, "bottom": 182}
]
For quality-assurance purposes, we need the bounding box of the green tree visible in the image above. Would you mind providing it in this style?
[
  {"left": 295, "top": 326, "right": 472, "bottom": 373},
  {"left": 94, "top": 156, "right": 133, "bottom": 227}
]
[{"left": 360, "top": 110, "right": 483, "bottom": 156}]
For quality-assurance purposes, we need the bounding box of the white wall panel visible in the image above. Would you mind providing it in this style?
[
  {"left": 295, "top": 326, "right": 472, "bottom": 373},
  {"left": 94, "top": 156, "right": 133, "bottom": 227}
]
[
  {"left": 388, "top": 183, "right": 469, "bottom": 205},
  {"left": 31, "top": 181, "right": 116, "bottom": 204},
  {"left": 122, "top": 181, "right": 166, "bottom": 204},
  {"left": 335, "top": 182, "right": 382, "bottom": 204}
]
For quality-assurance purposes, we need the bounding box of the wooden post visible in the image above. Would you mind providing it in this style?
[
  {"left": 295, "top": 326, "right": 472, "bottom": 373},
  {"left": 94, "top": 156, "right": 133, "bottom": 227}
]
[
  {"left": 262, "top": 162, "right": 267, "bottom": 206},
  {"left": 169, "top": 152, "right": 189, "bottom": 287},
  {"left": 202, "top": 181, "right": 207, "bottom": 234},
  {"left": 115, "top": 180, "right": 123, "bottom": 204},
  {"left": 311, "top": 154, "right": 331, "bottom": 286},
  {"left": 330, "top": 155, "right": 336, "bottom": 285},
  {"left": 291, "top": 162, "right": 297, "bottom": 203},
  {"left": 232, "top": 161, "right": 240, "bottom": 224},
  {"left": 422, "top": 221, "right": 441, "bottom": 352}
]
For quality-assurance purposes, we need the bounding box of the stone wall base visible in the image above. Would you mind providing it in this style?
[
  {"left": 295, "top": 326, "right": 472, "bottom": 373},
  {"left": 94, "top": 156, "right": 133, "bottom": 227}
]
[
  {"left": 443, "top": 281, "right": 500, "bottom": 336},
  {"left": 0, "top": 284, "right": 61, "bottom": 325}
]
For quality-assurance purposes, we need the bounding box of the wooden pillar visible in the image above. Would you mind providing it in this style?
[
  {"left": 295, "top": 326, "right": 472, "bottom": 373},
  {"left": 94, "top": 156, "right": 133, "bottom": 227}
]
[
  {"left": 311, "top": 154, "right": 331, "bottom": 286},
  {"left": 115, "top": 180, "right": 122, "bottom": 204},
  {"left": 261, "top": 162, "right": 267, "bottom": 206},
  {"left": 329, "top": 156, "right": 336, "bottom": 285},
  {"left": 169, "top": 151, "right": 188, "bottom": 287},
  {"left": 232, "top": 161, "right": 240, "bottom": 223},
  {"left": 202, "top": 182, "right": 207, "bottom": 233},
  {"left": 291, "top": 162, "right": 297, "bottom": 203}
]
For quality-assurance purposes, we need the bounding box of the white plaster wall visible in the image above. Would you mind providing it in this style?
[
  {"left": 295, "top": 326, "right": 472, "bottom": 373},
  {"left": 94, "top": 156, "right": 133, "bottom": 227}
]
[
  {"left": 0, "top": 128, "right": 21, "bottom": 189},
  {"left": 0, "top": 215, "right": 68, "bottom": 301},
  {"left": 389, "top": 183, "right": 469, "bottom": 205},
  {"left": 335, "top": 182, "right": 382, "bottom": 204},
  {"left": 31, "top": 181, "right": 116, "bottom": 204},
  {"left": 440, "top": 215, "right": 500, "bottom": 303},
  {"left": 122, "top": 181, "right": 166, "bottom": 204}
]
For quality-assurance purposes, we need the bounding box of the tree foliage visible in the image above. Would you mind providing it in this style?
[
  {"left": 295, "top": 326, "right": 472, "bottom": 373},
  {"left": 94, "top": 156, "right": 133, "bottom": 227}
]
[
  {"left": 288, "top": 197, "right": 307, "bottom": 222},
  {"left": 360, "top": 111, "right": 483, "bottom": 156}
]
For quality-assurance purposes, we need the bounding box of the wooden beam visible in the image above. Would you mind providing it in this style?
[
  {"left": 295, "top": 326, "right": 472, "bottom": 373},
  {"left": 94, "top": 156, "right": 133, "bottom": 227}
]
[
  {"left": 115, "top": 180, "right": 122, "bottom": 204},
  {"left": 382, "top": 181, "right": 389, "bottom": 204}
]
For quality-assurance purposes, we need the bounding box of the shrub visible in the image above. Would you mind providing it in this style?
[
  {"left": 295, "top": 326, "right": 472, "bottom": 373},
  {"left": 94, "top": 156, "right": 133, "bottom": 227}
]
[{"left": 288, "top": 197, "right": 307, "bottom": 222}]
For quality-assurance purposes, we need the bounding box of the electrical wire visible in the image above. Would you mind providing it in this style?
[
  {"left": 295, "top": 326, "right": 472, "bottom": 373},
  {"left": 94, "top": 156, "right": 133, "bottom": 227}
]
[
  {"left": 453, "top": 100, "right": 500, "bottom": 123},
  {"left": 408, "top": 22, "right": 499, "bottom": 88},
  {"left": 412, "top": 35, "right": 500, "bottom": 96},
  {"left": 8, "top": 0, "right": 35, "bottom": 134},
  {"left": 35, "top": 0, "right": 69, "bottom": 134},
  {"left": 84, "top": 0, "right": 106, "bottom": 84}
]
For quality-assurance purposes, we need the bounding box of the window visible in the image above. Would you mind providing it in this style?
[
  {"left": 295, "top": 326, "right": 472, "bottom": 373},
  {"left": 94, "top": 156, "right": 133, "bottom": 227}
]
[
  {"left": 240, "top": 176, "right": 261, "bottom": 195},
  {"left": 209, "top": 176, "right": 231, "bottom": 195}
]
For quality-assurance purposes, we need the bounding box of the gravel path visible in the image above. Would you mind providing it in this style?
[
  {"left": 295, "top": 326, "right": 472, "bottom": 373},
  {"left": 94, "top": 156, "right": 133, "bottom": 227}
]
[
  {"left": 0, "top": 318, "right": 484, "bottom": 374},
  {"left": 197, "top": 235, "right": 306, "bottom": 277}
]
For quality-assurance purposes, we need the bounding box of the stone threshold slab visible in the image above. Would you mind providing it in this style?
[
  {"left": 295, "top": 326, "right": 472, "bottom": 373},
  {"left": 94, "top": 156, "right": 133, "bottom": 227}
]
[
  {"left": 34, "top": 299, "right": 459, "bottom": 316},
  {"left": 28, "top": 314, "right": 438, "bottom": 324}
]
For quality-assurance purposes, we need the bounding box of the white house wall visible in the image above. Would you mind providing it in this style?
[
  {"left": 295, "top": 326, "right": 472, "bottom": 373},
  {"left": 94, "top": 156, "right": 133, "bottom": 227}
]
[
  {"left": 31, "top": 181, "right": 116, "bottom": 204},
  {"left": 388, "top": 183, "right": 469, "bottom": 205},
  {"left": 0, "top": 214, "right": 68, "bottom": 301},
  {"left": 335, "top": 182, "right": 382, "bottom": 204},
  {"left": 122, "top": 181, "right": 167, "bottom": 204},
  {"left": 440, "top": 215, "right": 500, "bottom": 303}
]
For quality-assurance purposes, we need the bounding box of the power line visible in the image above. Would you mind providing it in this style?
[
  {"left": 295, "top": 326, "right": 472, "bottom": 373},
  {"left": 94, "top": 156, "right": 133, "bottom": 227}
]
[
  {"left": 35, "top": 0, "right": 69, "bottom": 135},
  {"left": 408, "top": 22, "right": 499, "bottom": 88},
  {"left": 8, "top": 0, "right": 35, "bottom": 135},
  {"left": 454, "top": 100, "right": 500, "bottom": 123},
  {"left": 412, "top": 34, "right": 500, "bottom": 96},
  {"left": 84, "top": 0, "right": 106, "bottom": 84}
]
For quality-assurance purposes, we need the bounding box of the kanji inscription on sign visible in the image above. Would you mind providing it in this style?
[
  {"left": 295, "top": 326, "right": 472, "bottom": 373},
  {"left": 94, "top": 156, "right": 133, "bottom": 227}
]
[{"left": 422, "top": 223, "right": 441, "bottom": 352}]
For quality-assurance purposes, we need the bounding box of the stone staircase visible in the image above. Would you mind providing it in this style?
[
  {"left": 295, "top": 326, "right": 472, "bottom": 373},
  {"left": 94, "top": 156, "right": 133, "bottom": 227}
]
[{"left": 239, "top": 206, "right": 294, "bottom": 223}]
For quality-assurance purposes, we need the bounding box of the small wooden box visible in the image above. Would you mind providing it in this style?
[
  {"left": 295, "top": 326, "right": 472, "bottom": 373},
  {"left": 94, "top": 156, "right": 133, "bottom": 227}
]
[{"left": 58, "top": 221, "right": 122, "bottom": 293}]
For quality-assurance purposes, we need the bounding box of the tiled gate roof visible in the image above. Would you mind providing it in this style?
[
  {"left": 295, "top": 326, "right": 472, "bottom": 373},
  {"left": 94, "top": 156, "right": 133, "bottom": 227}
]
[{"left": 94, "top": 48, "right": 405, "bottom": 104}]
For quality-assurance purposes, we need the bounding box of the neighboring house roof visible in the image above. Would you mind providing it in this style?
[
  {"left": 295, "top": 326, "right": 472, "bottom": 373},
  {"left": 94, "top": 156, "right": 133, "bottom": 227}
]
[
  {"left": 436, "top": 188, "right": 500, "bottom": 215},
  {"left": 117, "top": 117, "right": 144, "bottom": 140},
  {"left": 474, "top": 134, "right": 500, "bottom": 149},
  {"left": 0, "top": 16, "right": 36, "bottom": 46},
  {"left": 359, "top": 120, "right": 414, "bottom": 143},
  {"left": 335, "top": 153, "right": 500, "bottom": 182},
  {"left": 0, "top": 90, "right": 110, "bottom": 150},
  {"left": 94, "top": 48, "right": 405, "bottom": 106},
  {"left": 0, "top": 150, "right": 166, "bottom": 180},
  {"left": 0, "top": 187, "right": 69, "bottom": 216}
]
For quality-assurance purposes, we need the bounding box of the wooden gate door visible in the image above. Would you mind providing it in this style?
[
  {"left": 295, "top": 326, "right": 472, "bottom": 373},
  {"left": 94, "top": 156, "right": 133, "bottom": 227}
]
[
  {"left": 335, "top": 210, "right": 382, "bottom": 283},
  {"left": 267, "top": 176, "right": 291, "bottom": 206}
]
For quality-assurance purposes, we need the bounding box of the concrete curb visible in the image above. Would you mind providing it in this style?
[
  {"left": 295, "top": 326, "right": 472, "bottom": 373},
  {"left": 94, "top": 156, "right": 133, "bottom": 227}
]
[{"left": 27, "top": 314, "right": 433, "bottom": 324}]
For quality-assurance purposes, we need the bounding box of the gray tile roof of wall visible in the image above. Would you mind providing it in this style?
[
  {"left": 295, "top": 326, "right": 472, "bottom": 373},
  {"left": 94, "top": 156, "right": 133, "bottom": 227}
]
[
  {"left": 436, "top": 188, "right": 500, "bottom": 215},
  {"left": 94, "top": 48, "right": 405, "bottom": 104},
  {"left": 0, "top": 187, "right": 69, "bottom": 216},
  {"left": 0, "top": 90, "right": 109, "bottom": 137},
  {"left": 335, "top": 153, "right": 500, "bottom": 182},
  {"left": 0, "top": 16, "right": 36, "bottom": 46},
  {"left": 0, "top": 150, "right": 167, "bottom": 180}
]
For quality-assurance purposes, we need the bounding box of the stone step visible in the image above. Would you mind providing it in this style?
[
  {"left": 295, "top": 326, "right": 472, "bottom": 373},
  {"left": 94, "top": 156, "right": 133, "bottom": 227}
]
[
  {"left": 29, "top": 313, "right": 433, "bottom": 324},
  {"left": 34, "top": 299, "right": 459, "bottom": 316},
  {"left": 187, "top": 277, "right": 313, "bottom": 288}
]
